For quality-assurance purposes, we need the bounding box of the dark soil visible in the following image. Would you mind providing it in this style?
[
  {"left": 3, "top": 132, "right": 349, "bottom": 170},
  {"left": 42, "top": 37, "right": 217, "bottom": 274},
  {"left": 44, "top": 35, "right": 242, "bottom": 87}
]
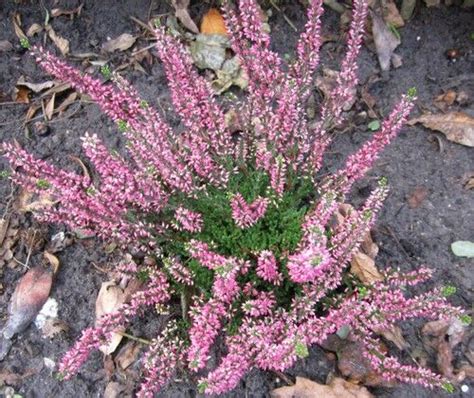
[{"left": 0, "top": 1, "right": 473, "bottom": 397}]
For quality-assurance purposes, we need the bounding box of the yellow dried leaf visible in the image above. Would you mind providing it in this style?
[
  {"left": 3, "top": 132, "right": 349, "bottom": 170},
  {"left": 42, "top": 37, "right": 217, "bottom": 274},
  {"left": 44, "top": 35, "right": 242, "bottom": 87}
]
[
  {"left": 350, "top": 251, "right": 383, "bottom": 283},
  {"left": 409, "top": 112, "right": 474, "bottom": 147},
  {"left": 271, "top": 376, "right": 374, "bottom": 398},
  {"left": 201, "top": 8, "right": 228, "bottom": 36}
]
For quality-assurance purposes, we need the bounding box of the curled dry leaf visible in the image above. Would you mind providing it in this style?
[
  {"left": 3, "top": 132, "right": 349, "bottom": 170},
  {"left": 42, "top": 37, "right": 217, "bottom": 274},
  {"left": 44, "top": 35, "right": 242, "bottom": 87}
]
[
  {"left": 14, "top": 86, "right": 30, "bottom": 104},
  {"left": 408, "top": 112, "right": 474, "bottom": 147},
  {"left": 271, "top": 376, "right": 374, "bottom": 398},
  {"left": 45, "top": 25, "right": 69, "bottom": 56},
  {"left": 12, "top": 13, "right": 27, "bottom": 41},
  {"left": 115, "top": 341, "right": 141, "bottom": 371},
  {"left": 16, "top": 77, "right": 56, "bottom": 93},
  {"left": 382, "top": 0, "right": 405, "bottom": 28},
  {"left": 95, "top": 281, "right": 127, "bottom": 355},
  {"left": 0, "top": 266, "right": 53, "bottom": 360},
  {"left": 172, "top": 0, "right": 199, "bottom": 34},
  {"left": 51, "top": 4, "right": 83, "bottom": 18},
  {"left": 41, "top": 317, "right": 70, "bottom": 338},
  {"left": 104, "top": 381, "right": 127, "bottom": 398},
  {"left": 16, "top": 188, "right": 56, "bottom": 213},
  {"left": 372, "top": 324, "right": 409, "bottom": 350},
  {"left": 102, "top": 33, "right": 137, "bottom": 53},
  {"left": 43, "top": 251, "right": 60, "bottom": 274},
  {"left": 44, "top": 92, "right": 56, "bottom": 121},
  {"left": 371, "top": 10, "right": 400, "bottom": 71},
  {"left": 26, "top": 23, "right": 43, "bottom": 37},
  {"left": 350, "top": 251, "right": 383, "bottom": 283},
  {"left": 201, "top": 8, "right": 228, "bottom": 36}
]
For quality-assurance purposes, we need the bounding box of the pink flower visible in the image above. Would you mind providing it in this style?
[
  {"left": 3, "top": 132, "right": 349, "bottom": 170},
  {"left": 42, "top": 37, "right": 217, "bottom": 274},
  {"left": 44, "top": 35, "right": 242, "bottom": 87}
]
[{"left": 230, "top": 193, "right": 269, "bottom": 228}]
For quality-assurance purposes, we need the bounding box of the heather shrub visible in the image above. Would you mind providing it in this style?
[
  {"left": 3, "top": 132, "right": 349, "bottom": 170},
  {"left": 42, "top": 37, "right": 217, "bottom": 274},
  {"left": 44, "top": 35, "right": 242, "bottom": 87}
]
[{"left": 2, "top": 0, "right": 468, "bottom": 396}]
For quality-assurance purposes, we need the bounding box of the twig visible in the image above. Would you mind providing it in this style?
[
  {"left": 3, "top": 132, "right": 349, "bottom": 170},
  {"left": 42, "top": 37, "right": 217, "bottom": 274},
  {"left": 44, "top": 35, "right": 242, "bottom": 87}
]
[
  {"left": 118, "top": 331, "right": 152, "bottom": 345},
  {"left": 269, "top": 0, "right": 298, "bottom": 32},
  {"left": 130, "top": 16, "right": 155, "bottom": 34}
]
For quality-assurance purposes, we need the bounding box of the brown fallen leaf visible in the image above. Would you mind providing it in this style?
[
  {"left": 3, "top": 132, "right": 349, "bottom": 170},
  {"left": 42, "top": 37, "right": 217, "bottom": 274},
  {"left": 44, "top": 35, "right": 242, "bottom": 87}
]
[
  {"left": 422, "top": 318, "right": 467, "bottom": 378},
  {"left": 407, "top": 186, "right": 429, "bottom": 209},
  {"left": 271, "top": 376, "right": 374, "bottom": 398},
  {"left": 201, "top": 8, "right": 228, "bottom": 36},
  {"left": 408, "top": 112, "right": 474, "bottom": 147},
  {"left": 44, "top": 92, "right": 56, "bottom": 121},
  {"left": 14, "top": 86, "right": 30, "bottom": 104},
  {"left": 350, "top": 251, "right": 383, "bottom": 283},
  {"left": 16, "top": 188, "right": 56, "bottom": 213},
  {"left": 1, "top": 265, "right": 53, "bottom": 359},
  {"left": 372, "top": 325, "right": 409, "bottom": 350},
  {"left": 382, "top": 0, "right": 405, "bottom": 27},
  {"left": 12, "top": 13, "right": 27, "bottom": 41},
  {"left": 16, "top": 78, "right": 56, "bottom": 93},
  {"left": 96, "top": 281, "right": 127, "bottom": 355},
  {"left": 104, "top": 381, "right": 127, "bottom": 398},
  {"left": 102, "top": 33, "right": 137, "bottom": 53},
  {"left": 56, "top": 92, "right": 78, "bottom": 114},
  {"left": 371, "top": 10, "right": 400, "bottom": 71},
  {"left": 51, "top": 4, "right": 83, "bottom": 18},
  {"left": 26, "top": 23, "right": 43, "bottom": 37},
  {"left": 435, "top": 90, "right": 457, "bottom": 108},
  {"left": 115, "top": 341, "right": 141, "bottom": 371},
  {"left": 172, "top": 0, "right": 199, "bottom": 34},
  {"left": 46, "top": 25, "right": 70, "bottom": 56},
  {"left": 43, "top": 251, "right": 60, "bottom": 274},
  {"left": 41, "top": 317, "right": 70, "bottom": 338}
]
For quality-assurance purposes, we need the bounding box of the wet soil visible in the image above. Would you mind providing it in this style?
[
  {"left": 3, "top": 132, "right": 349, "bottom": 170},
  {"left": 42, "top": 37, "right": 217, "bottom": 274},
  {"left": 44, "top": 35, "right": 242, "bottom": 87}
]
[{"left": 0, "top": 1, "right": 473, "bottom": 397}]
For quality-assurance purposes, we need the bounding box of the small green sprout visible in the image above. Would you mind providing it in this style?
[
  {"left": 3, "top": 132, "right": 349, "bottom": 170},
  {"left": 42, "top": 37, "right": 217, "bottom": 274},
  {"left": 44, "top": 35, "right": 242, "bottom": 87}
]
[
  {"left": 407, "top": 87, "right": 417, "bottom": 99},
  {"left": 20, "top": 37, "right": 30, "bottom": 49},
  {"left": 140, "top": 99, "right": 149, "bottom": 109},
  {"left": 117, "top": 119, "right": 128, "bottom": 132},
  {"left": 460, "top": 314, "right": 472, "bottom": 326},
  {"left": 0, "top": 170, "right": 10, "bottom": 179},
  {"left": 295, "top": 341, "right": 309, "bottom": 358},
  {"left": 100, "top": 64, "right": 111, "bottom": 79},
  {"left": 441, "top": 382, "right": 455, "bottom": 393},
  {"left": 36, "top": 179, "right": 51, "bottom": 189},
  {"left": 86, "top": 186, "right": 96, "bottom": 196},
  {"left": 358, "top": 286, "right": 369, "bottom": 298},
  {"left": 136, "top": 269, "right": 150, "bottom": 283},
  {"left": 441, "top": 285, "right": 456, "bottom": 297},
  {"left": 197, "top": 381, "right": 208, "bottom": 394},
  {"left": 378, "top": 176, "right": 388, "bottom": 187}
]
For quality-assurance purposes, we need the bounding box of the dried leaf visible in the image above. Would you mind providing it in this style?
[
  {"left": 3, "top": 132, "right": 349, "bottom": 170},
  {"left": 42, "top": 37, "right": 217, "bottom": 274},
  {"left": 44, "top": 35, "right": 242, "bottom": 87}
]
[
  {"left": 104, "top": 381, "right": 127, "bottom": 398},
  {"left": 371, "top": 11, "right": 400, "bottom": 71},
  {"left": 350, "top": 251, "right": 383, "bottom": 283},
  {"left": 56, "top": 92, "right": 78, "bottom": 114},
  {"left": 45, "top": 92, "right": 56, "bottom": 121},
  {"left": 451, "top": 241, "right": 474, "bottom": 258},
  {"left": 408, "top": 112, "right": 474, "bottom": 147},
  {"left": 172, "top": 0, "right": 199, "bottom": 34},
  {"left": 102, "top": 33, "right": 137, "bottom": 53},
  {"left": 271, "top": 376, "right": 374, "bottom": 398},
  {"left": 2, "top": 266, "right": 53, "bottom": 342},
  {"left": 43, "top": 251, "right": 60, "bottom": 274},
  {"left": 407, "top": 186, "right": 429, "bottom": 209},
  {"left": 26, "top": 23, "right": 43, "bottom": 37},
  {"left": 115, "top": 341, "right": 141, "bottom": 370},
  {"left": 14, "top": 86, "right": 30, "bottom": 104},
  {"left": 16, "top": 189, "right": 56, "bottom": 213},
  {"left": 17, "top": 79, "right": 56, "bottom": 93},
  {"left": 382, "top": 0, "right": 405, "bottom": 28},
  {"left": 435, "top": 90, "right": 457, "bottom": 107},
  {"left": 51, "top": 4, "right": 83, "bottom": 18},
  {"left": 46, "top": 25, "right": 69, "bottom": 56},
  {"left": 95, "top": 281, "right": 126, "bottom": 355},
  {"left": 41, "top": 317, "right": 70, "bottom": 338},
  {"left": 201, "top": 8, "right": 228, "bottom": 36},
  {"left": 372, "top": 325, "right": 409, "bottom": 350},
  {"left": 12, "top": 13, "right": 27, "bottom": 41}
]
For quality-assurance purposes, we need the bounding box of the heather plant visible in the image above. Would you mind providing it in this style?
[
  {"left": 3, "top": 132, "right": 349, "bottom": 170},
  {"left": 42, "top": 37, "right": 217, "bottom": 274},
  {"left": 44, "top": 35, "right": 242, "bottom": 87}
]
[{"left": 2, "top": 0, "right": 468, "bottom": 396}]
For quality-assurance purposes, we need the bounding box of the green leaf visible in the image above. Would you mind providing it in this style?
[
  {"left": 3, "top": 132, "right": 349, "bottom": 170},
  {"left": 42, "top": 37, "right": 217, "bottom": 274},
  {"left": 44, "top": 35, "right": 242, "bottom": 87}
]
[
  {"left": 451, "top": 241, "right": 474, "bottom": 258},
  {"left": 442, "top": 382, "right": 455, "bottom": 393},
  {"left": 441, "top": 285, "right": 456, "bottom": 297},
  {"left": 368, "top": 120, "right": 380, "bottom": 131},
  {"left": 295, "top": 341, "right": 309, "bottom": 358}
]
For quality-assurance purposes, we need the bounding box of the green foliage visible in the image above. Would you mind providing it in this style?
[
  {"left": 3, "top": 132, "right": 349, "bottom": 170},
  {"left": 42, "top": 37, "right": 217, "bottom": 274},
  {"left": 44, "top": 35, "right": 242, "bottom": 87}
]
[
  {"left": 100, "top": 64, "right": 111, "bottom": 80},
  {"left": 20, "top": 37, "right": 30, "bottom": 49},
  {"left": 441, "top": 285, "right": 456, "bottom": 297},
  {"left": 441, "top": 382, "right": 455, "bottom": 393},
  {"left": 36, "top": 179, "right": 51, "bottom": 189}
]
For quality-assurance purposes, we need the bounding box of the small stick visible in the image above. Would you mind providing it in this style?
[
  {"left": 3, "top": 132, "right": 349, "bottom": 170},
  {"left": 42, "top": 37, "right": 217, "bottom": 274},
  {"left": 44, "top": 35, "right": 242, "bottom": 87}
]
[
  {"left": 118, "top": 331, "right": 152, "bottom": 345},
  {"left": 269, "top": 0, "right": 298, "bottom": 32}
]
